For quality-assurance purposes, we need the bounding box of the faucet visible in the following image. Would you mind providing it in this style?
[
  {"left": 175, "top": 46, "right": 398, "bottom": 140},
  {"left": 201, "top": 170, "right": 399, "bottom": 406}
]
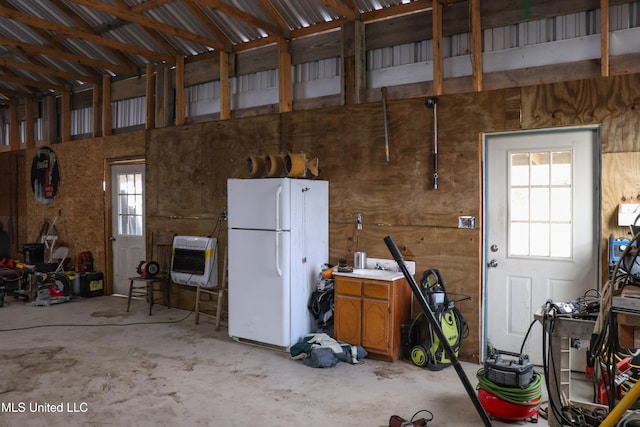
[{"left": 375, "top": 263, "right": 385, "bottom": 270}]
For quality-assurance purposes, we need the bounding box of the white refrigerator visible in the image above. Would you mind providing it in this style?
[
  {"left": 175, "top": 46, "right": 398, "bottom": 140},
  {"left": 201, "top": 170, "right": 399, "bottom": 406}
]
[{"left": 227, "top": 178, "right": 328, "bottom": 349}]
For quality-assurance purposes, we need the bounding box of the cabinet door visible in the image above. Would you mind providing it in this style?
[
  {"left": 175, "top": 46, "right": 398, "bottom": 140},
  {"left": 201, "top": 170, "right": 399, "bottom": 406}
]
[
  {"left": 334, "top": 295, "right": 361, "bottom": 345},
  {"left": 361, "top": 298, "right": 390, "bottom": 354}
]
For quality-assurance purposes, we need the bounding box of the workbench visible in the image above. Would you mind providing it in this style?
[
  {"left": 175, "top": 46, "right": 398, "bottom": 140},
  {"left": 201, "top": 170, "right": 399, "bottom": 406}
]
[
  {"left": 534, "top": 310, "right": 596, "bottom": 427},
  {"left": 536, "top": 296, "right": 640, "bottom": 427}
]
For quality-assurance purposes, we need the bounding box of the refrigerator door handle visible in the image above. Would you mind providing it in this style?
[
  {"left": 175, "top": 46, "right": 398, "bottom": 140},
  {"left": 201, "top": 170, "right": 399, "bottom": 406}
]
[
  {"left": 275, "top": 231, "right": 282, "bottom": 277},
  {"left": 275, "top": 184, "right": 282, "bottom": 230}
]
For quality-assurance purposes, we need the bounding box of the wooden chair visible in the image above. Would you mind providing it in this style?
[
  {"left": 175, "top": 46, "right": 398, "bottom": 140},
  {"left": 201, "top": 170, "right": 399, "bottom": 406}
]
[
  {"left": 127, "top": 232, "right": 173, "bottom": 315},
  {"left": 194, "top": 246, "right": 227, "bottom": 331}
]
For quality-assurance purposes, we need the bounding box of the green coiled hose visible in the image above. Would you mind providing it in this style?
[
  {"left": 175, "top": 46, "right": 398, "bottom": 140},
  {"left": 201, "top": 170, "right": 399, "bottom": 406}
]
[{"left": 476, "top": 369, "right": 542, "bottom": 406}]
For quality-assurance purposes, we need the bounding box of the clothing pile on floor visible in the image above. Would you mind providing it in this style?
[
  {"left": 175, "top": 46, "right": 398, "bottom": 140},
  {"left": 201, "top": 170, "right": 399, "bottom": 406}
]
[{"left": 290, "top": 333, "right": 367, "bottom": 368}]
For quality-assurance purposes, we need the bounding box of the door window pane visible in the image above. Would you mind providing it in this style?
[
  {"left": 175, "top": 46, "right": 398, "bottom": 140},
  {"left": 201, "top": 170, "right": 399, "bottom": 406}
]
[
  {"left": 551, "top": 151, "right": 572, "bottom": 185},
  {"left": 117, "top": 172, "right": 144, "bottom": 236},
  {"left": 509, "top": 150, "right": 572, "bottom": 259},
  {"left": 550, "top": 224, "right": 572, "bottom": 257},
  {"left": 530, "top": 188, "right": 549, "bottom": 221},
  {"left": 550, "top": 188, "right": 571, "bottom": 221},
  {"left": 510, "top": 222, "right": 529, "bottom": 256},
  {"left": 510, "top": 188, "right": 529, "bottom": 221},
  {"left": 530, "top": 223, "right": 550, "bottom": 256},
  {"left": 510, "top": 153, "right": 530, "bottom": 186},
  {"left": 530, "top": 152, "right": 550, "bottom": 185}
]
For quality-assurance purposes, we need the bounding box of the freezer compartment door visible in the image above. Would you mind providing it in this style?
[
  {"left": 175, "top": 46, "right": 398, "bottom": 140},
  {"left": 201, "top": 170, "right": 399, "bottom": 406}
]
[
  {"left": 228, "top": 178, "right": 291, "bottom": 231},
  {"left": 228, "top": 229, "right": 291, "bottom": 347}
]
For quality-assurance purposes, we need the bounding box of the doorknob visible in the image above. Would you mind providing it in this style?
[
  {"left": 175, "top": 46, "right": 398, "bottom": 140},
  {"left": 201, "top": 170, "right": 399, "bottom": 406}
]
[
  {"left": 488, "top": 259, "right": 498, "bottom": 268},
  {"left": 109, "top": 236, "right": 116, "bottom": 241}
]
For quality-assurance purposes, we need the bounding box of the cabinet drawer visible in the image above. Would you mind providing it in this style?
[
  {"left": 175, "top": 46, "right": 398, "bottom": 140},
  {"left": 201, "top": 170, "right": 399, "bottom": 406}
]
[
  {"left": 335, "top": 279, "right": 362, "bottom": 297},
  {"left": 363, "top": 281, "right": 390, "bottom": 300}
]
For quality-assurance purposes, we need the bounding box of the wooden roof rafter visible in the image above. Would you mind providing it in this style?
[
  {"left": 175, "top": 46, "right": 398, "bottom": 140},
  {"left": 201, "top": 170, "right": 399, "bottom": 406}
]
[
  {"left": 71, "top": 0, "right": 226, "bottom": 51},
  {"left": 193, "top": 0, "right": 283, "bottom": 37},
  {"left": 0, "top": 73, "right": 67, "bottom": 92},
  {"left": 319, "top": 0, "right": 357, "bottom": 20},
  {"left": 0, "top": 57, "right": 94, "bottom": 83},
  {"left": 0, "top": 35, "right": 135, "bottom": 75},
  {"left": 46, "top": 0, "right": 141, "bottom": 71},
  {"left": 0, "top": 5, "right": 173, "bottom": 63},
  {"left": 0, "top": 0, "right": 99, "bottom": 89},
  {"left": 257, "top": 0, "right": 290, "bottom": 35},
  {"left": 182, "top": 0, "right": 233, "bottom": 49}
]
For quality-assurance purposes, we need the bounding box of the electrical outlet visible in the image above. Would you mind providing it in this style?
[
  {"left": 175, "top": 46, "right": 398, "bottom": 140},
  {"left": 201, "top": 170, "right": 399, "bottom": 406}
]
[{"left": 458, "top": 216, "right": 476, "bottom": 229}]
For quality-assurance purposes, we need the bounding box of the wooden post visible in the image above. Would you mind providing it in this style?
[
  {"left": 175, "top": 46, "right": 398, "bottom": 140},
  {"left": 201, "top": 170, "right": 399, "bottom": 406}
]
[
  {"left": 155, "top": 65, "right": 167, "bottom": 128},
  {"left": 471, "top": 0, "right": 483, "bottom": 92},
  {"left": 175, "top": 55, "right": 186, "bottom": 126},
  {"left": 278, "top": 38, "right": 293, "bottom": 113},
  {"left": 432, "top": 0, "right": 443, "bottom": 96},
  {"left": 61, "top": 91, "right": 71, "bottom": 142},
  {"left": 220, "top": 50, "right": 231, "bottom": 120},
  {"left": 146, "top": 62, "right": 156, "bottom": 130},
  {"left": 92, "top": 82, "right": 102, "bottom": 138},
  {"left": 601, "top": 0, "right": 609, "bottom": 77},
  {"left": 42, "top": 95, "right": 58, "bottom": 145},
  {"left": 24, "top": 96, "right": 35, "bottom": 148},
  {"left": 9, "top": 100, "right": 19, "bottom": 150},
  {"left": 102, "top": 75, "right": 112, "bottom": 136},
  {"left": 341, "top": 20, "right": 366, "bottom": 105}
]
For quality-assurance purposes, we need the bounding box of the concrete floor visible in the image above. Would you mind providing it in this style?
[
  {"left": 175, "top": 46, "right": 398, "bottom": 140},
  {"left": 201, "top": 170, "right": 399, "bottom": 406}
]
[{"left": 0, "top": 295, "right": 548, "bottom": 427}]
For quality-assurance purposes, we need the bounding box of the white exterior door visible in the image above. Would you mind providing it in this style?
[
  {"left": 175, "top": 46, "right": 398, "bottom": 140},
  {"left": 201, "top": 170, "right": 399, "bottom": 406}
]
[
  {"left": 484, "top": 128, "right": 599, "bottom": 364},
  {"left": 111, "top": 163, "right": 145, "bottom": 296}
]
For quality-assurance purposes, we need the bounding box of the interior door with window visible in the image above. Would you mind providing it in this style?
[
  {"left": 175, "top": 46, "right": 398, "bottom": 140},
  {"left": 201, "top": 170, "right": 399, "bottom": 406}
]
[
  {"left": 484, "top": 128, "right": 599, "bottom": 365},
  {"left": 111, "top": 163, "right": 145, "bottom": 296}
]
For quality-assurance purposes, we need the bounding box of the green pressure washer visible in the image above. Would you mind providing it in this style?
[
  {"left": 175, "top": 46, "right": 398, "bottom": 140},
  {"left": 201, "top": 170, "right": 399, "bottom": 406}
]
[{"left": 408, "top": 268, "right": 469, "bottom": 371}]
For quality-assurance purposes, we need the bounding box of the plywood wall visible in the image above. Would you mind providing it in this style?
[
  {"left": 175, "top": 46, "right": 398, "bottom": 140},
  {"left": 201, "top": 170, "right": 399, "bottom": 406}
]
[
  {"left": 144, "top": 90, "right": 517, "bottom": 362},
  {"left": 4, "top": 73, "right": 640, "bottom": 363},
  {"left": 16, "top": 132, "right": 145, "bottom": 280},
  {"left": 602, "top": 152, "right": 640, "bottom": 242}
]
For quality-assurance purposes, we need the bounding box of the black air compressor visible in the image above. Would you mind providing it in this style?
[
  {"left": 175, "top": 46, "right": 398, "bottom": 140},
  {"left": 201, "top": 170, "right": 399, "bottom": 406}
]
[{"left": 483, "top": 350, "right": 534, "bottom": 387}]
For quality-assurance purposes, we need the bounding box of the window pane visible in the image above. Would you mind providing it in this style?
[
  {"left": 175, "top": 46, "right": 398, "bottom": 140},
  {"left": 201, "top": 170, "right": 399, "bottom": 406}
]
[
  {"left": 551, "top": 151, "right": 572, "bottom": 185},
  {"left": 135, "top": 173, "right": 142, "bottom": 192},
  {"left": 118, "top": 195, "right": 127, "bottom": 215},
  {"left": 550, "top": 188, "right": 571, "bottom": 221},
  {"left": 118, "top": 175, "right": 126, "bottom": 194},
  {"left": 550, "top": 223, "right": 571, "bottom": 257},
  {"left": 510, "top": 222, "right": 529, "bottom": 256},
  {"left": 116, "top": 172, "right": 143, "bottom": 237},
  {"left": 530, "top": 223, "right": 550, "bottom": 256},
  {"left": 508, "top": 148, "right": 573, "bottom": 260},
  {"left": 511, "top": 153, "right": 529, "bottom": 186},
  {"left": 511, "top": 188, "right": 529, "bottom": 221},
  {"left": 530, "top": 188, "right": 549, "bottom": 221},
  {"left": 530, "top": 152, "right": 550, "bottom": 185}
]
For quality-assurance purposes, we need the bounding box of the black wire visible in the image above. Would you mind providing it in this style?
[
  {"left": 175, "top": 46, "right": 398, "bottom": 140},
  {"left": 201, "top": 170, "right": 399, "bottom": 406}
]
[
  {"left": 519, "top": 319, "right": 537, "bottom": 354},
  {"left": 0, "top": 309, "right": 193, "bottom": 332},
  {"left": 410, "top": 409, "right": 434, "bottom": 423},
  {"left": 542, "top": 303, "right": 581, "bottom": 426}
]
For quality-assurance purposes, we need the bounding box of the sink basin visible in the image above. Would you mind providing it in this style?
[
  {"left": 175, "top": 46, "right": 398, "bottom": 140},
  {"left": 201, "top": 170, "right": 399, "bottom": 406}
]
[
  {"left": 344, "top": 268, "right": 404, "bottom": 280},
  {"left": 352, "top": 268, "right": 391, "bottom": 276}
]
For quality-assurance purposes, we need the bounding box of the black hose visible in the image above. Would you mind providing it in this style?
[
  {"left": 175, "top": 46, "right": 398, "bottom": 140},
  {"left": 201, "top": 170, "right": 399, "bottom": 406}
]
[{"left": 384, "top": 235, "right": 493, "bottom": 427}]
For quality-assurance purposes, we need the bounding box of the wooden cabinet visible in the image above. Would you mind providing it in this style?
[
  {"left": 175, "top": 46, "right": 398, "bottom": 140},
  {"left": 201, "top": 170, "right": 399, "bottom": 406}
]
[{"left": 334, "top": 275, "right": 411, "bottom": 361}]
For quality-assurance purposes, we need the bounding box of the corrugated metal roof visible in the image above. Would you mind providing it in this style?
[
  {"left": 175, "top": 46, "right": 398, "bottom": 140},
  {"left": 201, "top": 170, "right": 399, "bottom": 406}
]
[{"left": 0, "top": 0, "right": 435, "bottom": 98}]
